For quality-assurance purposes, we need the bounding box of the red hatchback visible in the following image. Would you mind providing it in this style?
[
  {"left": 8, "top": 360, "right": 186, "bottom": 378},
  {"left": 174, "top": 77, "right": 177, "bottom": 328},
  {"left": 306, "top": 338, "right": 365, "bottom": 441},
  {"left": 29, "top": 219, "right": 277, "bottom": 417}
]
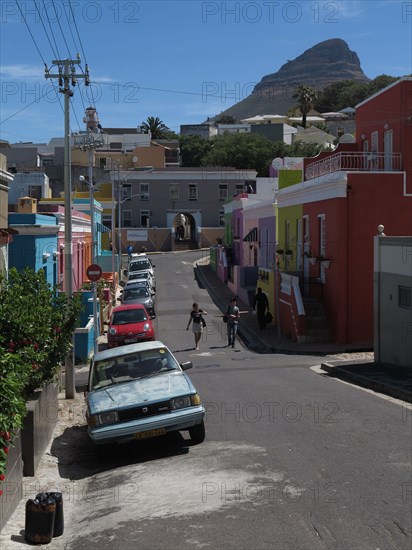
[{"left": 107, "top": 304, "right": 155, "bottom": 349}]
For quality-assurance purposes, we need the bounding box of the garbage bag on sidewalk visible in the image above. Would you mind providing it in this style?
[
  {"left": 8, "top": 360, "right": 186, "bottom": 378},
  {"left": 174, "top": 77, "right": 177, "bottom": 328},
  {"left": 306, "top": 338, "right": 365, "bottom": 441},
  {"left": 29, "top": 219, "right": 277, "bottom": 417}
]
[
  {"left": 24, "top": 496, "right": 56, "bottom": 545},
  {"left": 36, "top": 492, "right": 64, "bottom": 537}
]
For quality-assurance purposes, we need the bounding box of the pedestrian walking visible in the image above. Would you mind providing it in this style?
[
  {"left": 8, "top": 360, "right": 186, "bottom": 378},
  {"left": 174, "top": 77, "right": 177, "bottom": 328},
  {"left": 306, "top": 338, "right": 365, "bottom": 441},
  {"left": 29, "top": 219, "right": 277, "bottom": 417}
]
[
  {"left": 225, "top": 297, "right": 240, "bottom": 348},
  {"left": 187, "top": 303, "right": 207, "bottom": 351},
  {"left": 253, "top": 287, "right": 269, "bottom": 330},
  {"left": 127, "top": 245, "right": 133, "bottom": 261}
]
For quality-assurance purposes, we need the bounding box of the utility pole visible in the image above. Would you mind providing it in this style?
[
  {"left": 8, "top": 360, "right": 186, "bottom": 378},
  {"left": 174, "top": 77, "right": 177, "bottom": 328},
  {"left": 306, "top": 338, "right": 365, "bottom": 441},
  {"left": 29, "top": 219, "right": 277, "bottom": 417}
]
[
  {"left": 76, "top": 108, "right": 104, "bottom": 356},
  {"left": 45, "top": 57, "right": 90, "bottom": 399}
]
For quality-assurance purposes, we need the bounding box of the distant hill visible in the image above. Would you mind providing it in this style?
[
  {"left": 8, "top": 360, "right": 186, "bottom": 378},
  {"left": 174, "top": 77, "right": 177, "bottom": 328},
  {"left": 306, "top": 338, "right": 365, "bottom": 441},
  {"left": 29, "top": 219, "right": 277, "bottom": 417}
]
[{"left": 212, "top": 38, "right": 370, "bottom": 122}]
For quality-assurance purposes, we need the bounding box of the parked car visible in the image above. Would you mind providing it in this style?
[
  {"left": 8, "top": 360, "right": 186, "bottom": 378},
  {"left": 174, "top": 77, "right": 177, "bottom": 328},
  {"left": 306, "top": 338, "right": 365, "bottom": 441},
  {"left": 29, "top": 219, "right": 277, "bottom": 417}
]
[
  {"left": 107, "top": 304, "right": 155, "bottom": 349},
  {"left": 124, "top": 257, "right": 156, "bottom": 289},
  {"left": 85, "top": 341, "right": 206, "bottom": 446},
  {"left": 119, "top": 282, "right": 156, "bottom": 318},
  {"left": 127, "top": 257, "right": 155, "bottom": 277},
  {"left": 127, "top": 270, "right": 156, "bottom": 292},
  {"left": 124, "top": 278, "right": 155, "bottom": 297}
]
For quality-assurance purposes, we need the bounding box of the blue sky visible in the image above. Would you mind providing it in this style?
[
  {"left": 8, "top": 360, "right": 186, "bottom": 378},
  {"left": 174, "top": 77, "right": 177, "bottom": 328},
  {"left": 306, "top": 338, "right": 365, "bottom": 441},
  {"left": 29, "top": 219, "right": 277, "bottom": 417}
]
[{"left": 1, "top": 0, "right": 411, "bottom": 143}]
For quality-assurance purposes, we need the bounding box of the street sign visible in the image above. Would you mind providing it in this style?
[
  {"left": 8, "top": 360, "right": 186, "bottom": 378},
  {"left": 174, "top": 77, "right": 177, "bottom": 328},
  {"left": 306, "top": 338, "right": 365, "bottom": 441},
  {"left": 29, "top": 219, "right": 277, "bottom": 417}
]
[{"left": 86, "top": 263, "right": 102, "bottom": 282}]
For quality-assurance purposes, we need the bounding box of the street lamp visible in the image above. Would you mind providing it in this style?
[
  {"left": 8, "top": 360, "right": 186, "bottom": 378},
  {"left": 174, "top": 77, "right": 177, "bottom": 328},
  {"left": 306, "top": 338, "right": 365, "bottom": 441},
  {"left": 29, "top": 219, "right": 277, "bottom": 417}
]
[{"left": 80, "top": 174, "right": 99, "bottom": 355}]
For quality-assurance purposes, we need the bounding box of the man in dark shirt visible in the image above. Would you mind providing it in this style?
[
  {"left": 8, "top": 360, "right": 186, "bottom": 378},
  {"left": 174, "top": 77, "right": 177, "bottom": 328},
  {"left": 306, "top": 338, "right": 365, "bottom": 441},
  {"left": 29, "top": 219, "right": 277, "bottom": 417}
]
[{"left": 253, "top": 287, "right": 269, "bottom": 329}]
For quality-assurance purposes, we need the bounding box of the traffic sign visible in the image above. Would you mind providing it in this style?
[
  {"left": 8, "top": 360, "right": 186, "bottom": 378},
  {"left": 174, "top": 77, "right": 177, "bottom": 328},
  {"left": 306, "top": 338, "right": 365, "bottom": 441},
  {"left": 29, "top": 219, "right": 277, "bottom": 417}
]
[{"left": 86, "top": 263, "right": 102, "bottom": 282}]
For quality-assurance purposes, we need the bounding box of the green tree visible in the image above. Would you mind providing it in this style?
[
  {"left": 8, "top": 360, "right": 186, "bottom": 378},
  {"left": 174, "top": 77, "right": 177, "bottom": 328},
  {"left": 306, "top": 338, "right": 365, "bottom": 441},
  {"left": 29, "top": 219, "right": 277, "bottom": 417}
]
[
  {"left": 179, "top": 134, "right": 213, "bottom": 167},
  {"left": 201, "top": 133, "right": 289, "bottom": 177},
  {"left": 140, "top": 116, "right": 170, "bottom": 139},
  {"left": 292, "top": 85, "right": 319, "bottom": 128}
]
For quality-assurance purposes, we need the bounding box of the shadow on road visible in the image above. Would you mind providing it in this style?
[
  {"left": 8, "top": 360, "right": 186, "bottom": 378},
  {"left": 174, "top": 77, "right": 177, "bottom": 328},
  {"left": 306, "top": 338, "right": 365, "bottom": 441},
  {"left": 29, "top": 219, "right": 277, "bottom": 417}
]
[{"left": 50, "top": 426, "right": 193, "bottom": 481}]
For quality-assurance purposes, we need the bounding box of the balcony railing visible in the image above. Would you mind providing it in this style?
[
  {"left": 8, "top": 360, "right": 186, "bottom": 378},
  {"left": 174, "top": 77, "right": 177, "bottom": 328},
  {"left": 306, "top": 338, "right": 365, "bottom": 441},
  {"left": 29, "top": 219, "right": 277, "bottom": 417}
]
[{"left": 305, "top": 152, "right": 403, "bottom": 181}]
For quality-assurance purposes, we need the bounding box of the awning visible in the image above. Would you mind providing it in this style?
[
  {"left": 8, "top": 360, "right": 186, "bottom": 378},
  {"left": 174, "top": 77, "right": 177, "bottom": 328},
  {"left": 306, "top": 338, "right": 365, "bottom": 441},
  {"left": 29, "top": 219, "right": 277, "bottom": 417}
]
[
  {"left": 243, "top": 227, "right": 258, "bottom": 242},
  {"left": 96, "top": 222, "right": 111, "bottom": 233}
]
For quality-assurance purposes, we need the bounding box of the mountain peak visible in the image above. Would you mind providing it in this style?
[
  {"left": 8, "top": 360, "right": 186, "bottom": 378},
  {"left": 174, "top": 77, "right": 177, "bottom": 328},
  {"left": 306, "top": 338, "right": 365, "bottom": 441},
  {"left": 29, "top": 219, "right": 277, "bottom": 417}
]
[{"left": 214, "top": 39, "right": 369, "bottom": 121}]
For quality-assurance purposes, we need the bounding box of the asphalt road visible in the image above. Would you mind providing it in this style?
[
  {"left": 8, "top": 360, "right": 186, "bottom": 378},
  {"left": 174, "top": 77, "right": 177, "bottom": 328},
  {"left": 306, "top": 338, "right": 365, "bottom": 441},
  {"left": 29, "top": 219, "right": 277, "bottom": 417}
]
[{"left": 53, "top": 251, "right": 412, "bottom": 550}]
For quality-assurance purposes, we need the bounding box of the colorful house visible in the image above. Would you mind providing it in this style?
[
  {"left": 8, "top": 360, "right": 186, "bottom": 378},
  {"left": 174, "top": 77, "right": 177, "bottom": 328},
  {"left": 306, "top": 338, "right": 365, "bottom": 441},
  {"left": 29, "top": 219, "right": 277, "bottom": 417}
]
[
  {"left": 8, "top": 198, "right": 60, "bottom": 287},
  {"left": 276, "top": 77, "right": 412, "bottom": 345},
  {"left": 0, "top": 151, "right": 15, "bottom": 277}
]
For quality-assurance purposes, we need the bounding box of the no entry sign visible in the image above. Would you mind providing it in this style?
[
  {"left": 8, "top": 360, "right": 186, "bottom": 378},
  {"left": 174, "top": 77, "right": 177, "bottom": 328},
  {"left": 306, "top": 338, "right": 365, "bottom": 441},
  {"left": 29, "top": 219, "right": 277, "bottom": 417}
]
[{"left": 86, "top": 263, "right": 102, "bottom": 282}]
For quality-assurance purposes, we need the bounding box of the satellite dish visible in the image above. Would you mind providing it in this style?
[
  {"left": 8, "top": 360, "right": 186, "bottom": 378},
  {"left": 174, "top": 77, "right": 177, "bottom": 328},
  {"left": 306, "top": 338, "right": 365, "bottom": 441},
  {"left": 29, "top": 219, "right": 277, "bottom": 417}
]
[
  {"left": 339, "top": 133, "right": 356, "bottom": 144},
  {"left": 133, "top": 156, "right": 138, "bottom": 163},
  {"left": 272, "top": 157, "right": 283, "bottom": 169}
]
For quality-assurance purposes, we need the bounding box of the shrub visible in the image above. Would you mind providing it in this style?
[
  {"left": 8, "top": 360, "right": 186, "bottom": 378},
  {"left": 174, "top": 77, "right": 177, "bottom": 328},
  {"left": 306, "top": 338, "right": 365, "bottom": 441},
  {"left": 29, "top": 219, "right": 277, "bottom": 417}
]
[{"left": 0, "top": 268, "right": 83, "bottom": 479}]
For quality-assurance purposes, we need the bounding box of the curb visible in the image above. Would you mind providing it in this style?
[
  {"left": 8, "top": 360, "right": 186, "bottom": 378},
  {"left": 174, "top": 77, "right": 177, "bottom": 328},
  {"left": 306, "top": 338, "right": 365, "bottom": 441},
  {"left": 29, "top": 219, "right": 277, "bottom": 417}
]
[{"left": 320, "top": 362, "right": 412, "bottom": 403}]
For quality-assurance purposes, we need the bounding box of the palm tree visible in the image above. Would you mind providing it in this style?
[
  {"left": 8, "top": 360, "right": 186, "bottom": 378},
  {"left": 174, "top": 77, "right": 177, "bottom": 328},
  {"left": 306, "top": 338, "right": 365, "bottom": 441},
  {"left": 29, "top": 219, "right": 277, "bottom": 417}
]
[
  {"left": 140, "top": 116, "right": 170, "bottom": 139},
  {"left": 292, "top": 85, "right": 318, "bottom": 129}
]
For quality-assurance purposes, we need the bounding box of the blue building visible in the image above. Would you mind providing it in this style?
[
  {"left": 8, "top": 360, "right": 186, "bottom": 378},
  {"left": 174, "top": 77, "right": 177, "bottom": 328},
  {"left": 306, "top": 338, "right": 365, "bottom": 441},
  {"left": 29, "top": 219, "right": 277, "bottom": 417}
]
[{"left": 8, "top": 197, "right": 59, "bottom": 286}]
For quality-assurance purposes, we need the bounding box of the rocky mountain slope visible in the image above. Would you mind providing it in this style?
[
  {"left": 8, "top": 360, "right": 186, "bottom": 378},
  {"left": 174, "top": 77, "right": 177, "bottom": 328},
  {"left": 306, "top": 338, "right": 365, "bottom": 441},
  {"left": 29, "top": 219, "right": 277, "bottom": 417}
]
[{"left": 213, "top": 38, "right": 370, "bottom": 121}]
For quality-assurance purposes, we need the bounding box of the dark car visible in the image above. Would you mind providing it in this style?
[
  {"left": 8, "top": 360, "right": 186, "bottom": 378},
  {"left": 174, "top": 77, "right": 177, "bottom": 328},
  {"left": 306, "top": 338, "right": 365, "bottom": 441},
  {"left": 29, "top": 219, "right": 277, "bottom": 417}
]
[
  {"left": 108, "top": 304, "right": 155, "bottom": 349},
  {"left": 119, "top": 283, "right": 156, "bottom": 318}
]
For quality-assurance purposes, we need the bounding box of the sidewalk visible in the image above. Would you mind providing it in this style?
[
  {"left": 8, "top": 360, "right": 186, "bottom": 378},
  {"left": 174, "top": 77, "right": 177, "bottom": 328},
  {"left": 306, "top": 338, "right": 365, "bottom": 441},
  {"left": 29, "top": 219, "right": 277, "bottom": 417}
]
[{"left": 194, "top": 260, "right": 412, "bottom": 403}]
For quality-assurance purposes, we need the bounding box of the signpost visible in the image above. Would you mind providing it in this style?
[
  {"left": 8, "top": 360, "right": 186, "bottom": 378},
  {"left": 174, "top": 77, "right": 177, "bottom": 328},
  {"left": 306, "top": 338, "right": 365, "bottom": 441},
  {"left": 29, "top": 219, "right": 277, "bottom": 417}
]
[
  {"left": 86, "top": 263, "right": 102, "bottom": 282},
  {"left": 86, "top": 264, "right": 102, "bottom": 357}
]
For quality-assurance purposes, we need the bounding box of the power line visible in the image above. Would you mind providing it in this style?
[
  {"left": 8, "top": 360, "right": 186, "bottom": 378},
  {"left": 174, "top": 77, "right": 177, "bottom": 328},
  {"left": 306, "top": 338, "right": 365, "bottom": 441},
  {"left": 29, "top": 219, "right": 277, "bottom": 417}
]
[
  {"left": 15, "top": 0, "right": 47, "bottom": 65},
  {"left": 34, "top": 0, "right": 58, "bottom": 60},
  {"left": 41, "top": 0, "right": 62, "bottom": 60},
  {"left": 50, "top": 0, "right": 72, "bottom": 59}
]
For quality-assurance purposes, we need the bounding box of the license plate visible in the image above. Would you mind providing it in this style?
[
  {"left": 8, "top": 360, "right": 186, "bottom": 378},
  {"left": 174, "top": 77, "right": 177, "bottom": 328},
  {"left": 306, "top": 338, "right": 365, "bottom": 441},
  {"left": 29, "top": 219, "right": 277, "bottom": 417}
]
[
  {"left": 125, "top": 338, "right": 138, "bottom": 344},
  {"left": 134, "top": 428, "right": 166, "bottom": 440}
]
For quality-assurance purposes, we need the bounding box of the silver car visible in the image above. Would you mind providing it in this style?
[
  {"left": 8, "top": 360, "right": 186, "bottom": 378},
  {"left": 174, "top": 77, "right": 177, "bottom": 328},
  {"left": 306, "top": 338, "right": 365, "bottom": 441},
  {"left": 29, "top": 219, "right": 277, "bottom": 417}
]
[
  {"left": 85, "top": 341, "right": 206, "bottom": 446},
  {"left": 127, "top": 270, "right": 156, "bottom": 293},
  {"left": 119, "top": 282, "right": 156, "bottom": 318}
]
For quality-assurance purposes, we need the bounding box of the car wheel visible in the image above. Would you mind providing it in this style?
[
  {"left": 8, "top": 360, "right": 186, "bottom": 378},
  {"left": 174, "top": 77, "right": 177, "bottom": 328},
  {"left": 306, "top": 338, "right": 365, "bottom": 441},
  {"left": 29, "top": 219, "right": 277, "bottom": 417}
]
[{"left": 189, "top": 420, "right": 205, "bottom": 444}]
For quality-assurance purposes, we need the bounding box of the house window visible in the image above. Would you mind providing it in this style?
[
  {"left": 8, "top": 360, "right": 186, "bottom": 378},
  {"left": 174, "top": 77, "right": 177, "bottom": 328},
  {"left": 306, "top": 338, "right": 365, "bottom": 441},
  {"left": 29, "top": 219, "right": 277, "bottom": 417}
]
[
  {"left": 99, "top": 157, "right": 107, "bottom": 168},
  {"left": 188, "top": 184, "right": 198, "bottom": 201},
  {"left": 235, "top": 184, "right": 244, "bottom": 196},
  {"left": 170, "top": 184, "right": 179, "bottom": 200},
  {"left": 140, "top": 210, "right": 150, "bottom": 228},
  {"left": 29, "top": 185, "right": 41, "bottom": 199},
  {"left": 219, "top": 207, "right": 225, "bottom": 226},
  {"left": 122, "top": 184, "right": 131, "bottom": 201},
  {"left": 102, "top": 214, "right": 111, "bottom": 230},
  {"left": 109, "top": 142, "right": 122, "bottom": 150},
  {"left": 140, "top": 183, "right": 149, "bottom": 201},
  {"left": 123, "top": 210, "right": 132, "bottom": 228},
  {"left": 41, "top": 157, "right": 54, "bottom": 166},
  {"left": 219, "top": 184, "right": 228, "bottom": 201},
  {"left": 285, "top": 220, "right": 290, "bottom": 251},
  {"left": 398, "top": 286, "right": 412, "bottom": 309},
  {"left": 318, "top": 214, "right": 326, "bottom": 282}
]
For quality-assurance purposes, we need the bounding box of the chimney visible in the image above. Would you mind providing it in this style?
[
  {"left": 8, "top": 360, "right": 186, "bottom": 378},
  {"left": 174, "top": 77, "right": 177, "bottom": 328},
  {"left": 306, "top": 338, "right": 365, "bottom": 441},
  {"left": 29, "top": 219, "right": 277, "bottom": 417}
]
[{"left": 17, "top": 196, "right": 37, "bottom": 214}]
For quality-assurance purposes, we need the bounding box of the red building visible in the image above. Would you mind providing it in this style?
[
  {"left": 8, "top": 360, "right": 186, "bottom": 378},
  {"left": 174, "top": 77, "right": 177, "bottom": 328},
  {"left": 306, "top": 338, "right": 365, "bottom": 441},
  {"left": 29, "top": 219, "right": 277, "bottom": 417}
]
[{"left": 279, "top": 78, "right": 412, "bottom": 345}]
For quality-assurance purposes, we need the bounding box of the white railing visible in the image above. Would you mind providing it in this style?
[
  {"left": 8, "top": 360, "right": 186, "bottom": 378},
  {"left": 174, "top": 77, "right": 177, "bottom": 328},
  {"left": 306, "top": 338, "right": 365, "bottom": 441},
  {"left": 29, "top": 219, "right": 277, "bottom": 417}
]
[{"left": 305, "top": 152, "right": 402, "bottom": 180}]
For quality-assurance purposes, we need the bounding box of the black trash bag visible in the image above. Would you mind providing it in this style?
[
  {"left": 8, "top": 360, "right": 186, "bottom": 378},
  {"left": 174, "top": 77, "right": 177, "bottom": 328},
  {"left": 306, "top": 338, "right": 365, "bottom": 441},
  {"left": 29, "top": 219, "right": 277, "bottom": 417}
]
[
  {"left": 36, "top": 492, "right": 64, "bottom": 537},
  {"left": 25, "top": 496, "right": 56, "bottom": 545}
]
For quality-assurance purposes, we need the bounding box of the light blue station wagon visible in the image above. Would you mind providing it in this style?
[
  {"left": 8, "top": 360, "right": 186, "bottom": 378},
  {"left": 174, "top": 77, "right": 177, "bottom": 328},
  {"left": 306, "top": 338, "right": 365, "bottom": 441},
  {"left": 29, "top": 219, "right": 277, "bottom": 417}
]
[{"left": 85, "top": 341, "right": 205, "bottom": 445}]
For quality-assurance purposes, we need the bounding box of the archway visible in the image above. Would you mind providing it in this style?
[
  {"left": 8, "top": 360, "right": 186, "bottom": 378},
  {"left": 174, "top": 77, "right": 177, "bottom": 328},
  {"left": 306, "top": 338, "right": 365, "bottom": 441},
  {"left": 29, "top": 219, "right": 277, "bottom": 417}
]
[{"left": 172, "top": 212, "right": 197, "bottom": 242}]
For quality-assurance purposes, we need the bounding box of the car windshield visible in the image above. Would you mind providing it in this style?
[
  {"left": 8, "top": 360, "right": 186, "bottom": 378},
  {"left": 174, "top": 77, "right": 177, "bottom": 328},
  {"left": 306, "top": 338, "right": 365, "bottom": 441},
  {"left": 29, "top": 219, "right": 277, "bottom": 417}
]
[
  {"left": 129, "top": 260, "right": 151, "bottom": 272},
  {"left": 123, "top": 288, "right": 150, "bottom": 300},
  {"left": 91, "top": 348, "right": 179, "bottom": 389},
  {"left": 111, "top": 309, "right": 147, "bottom": 325}
]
